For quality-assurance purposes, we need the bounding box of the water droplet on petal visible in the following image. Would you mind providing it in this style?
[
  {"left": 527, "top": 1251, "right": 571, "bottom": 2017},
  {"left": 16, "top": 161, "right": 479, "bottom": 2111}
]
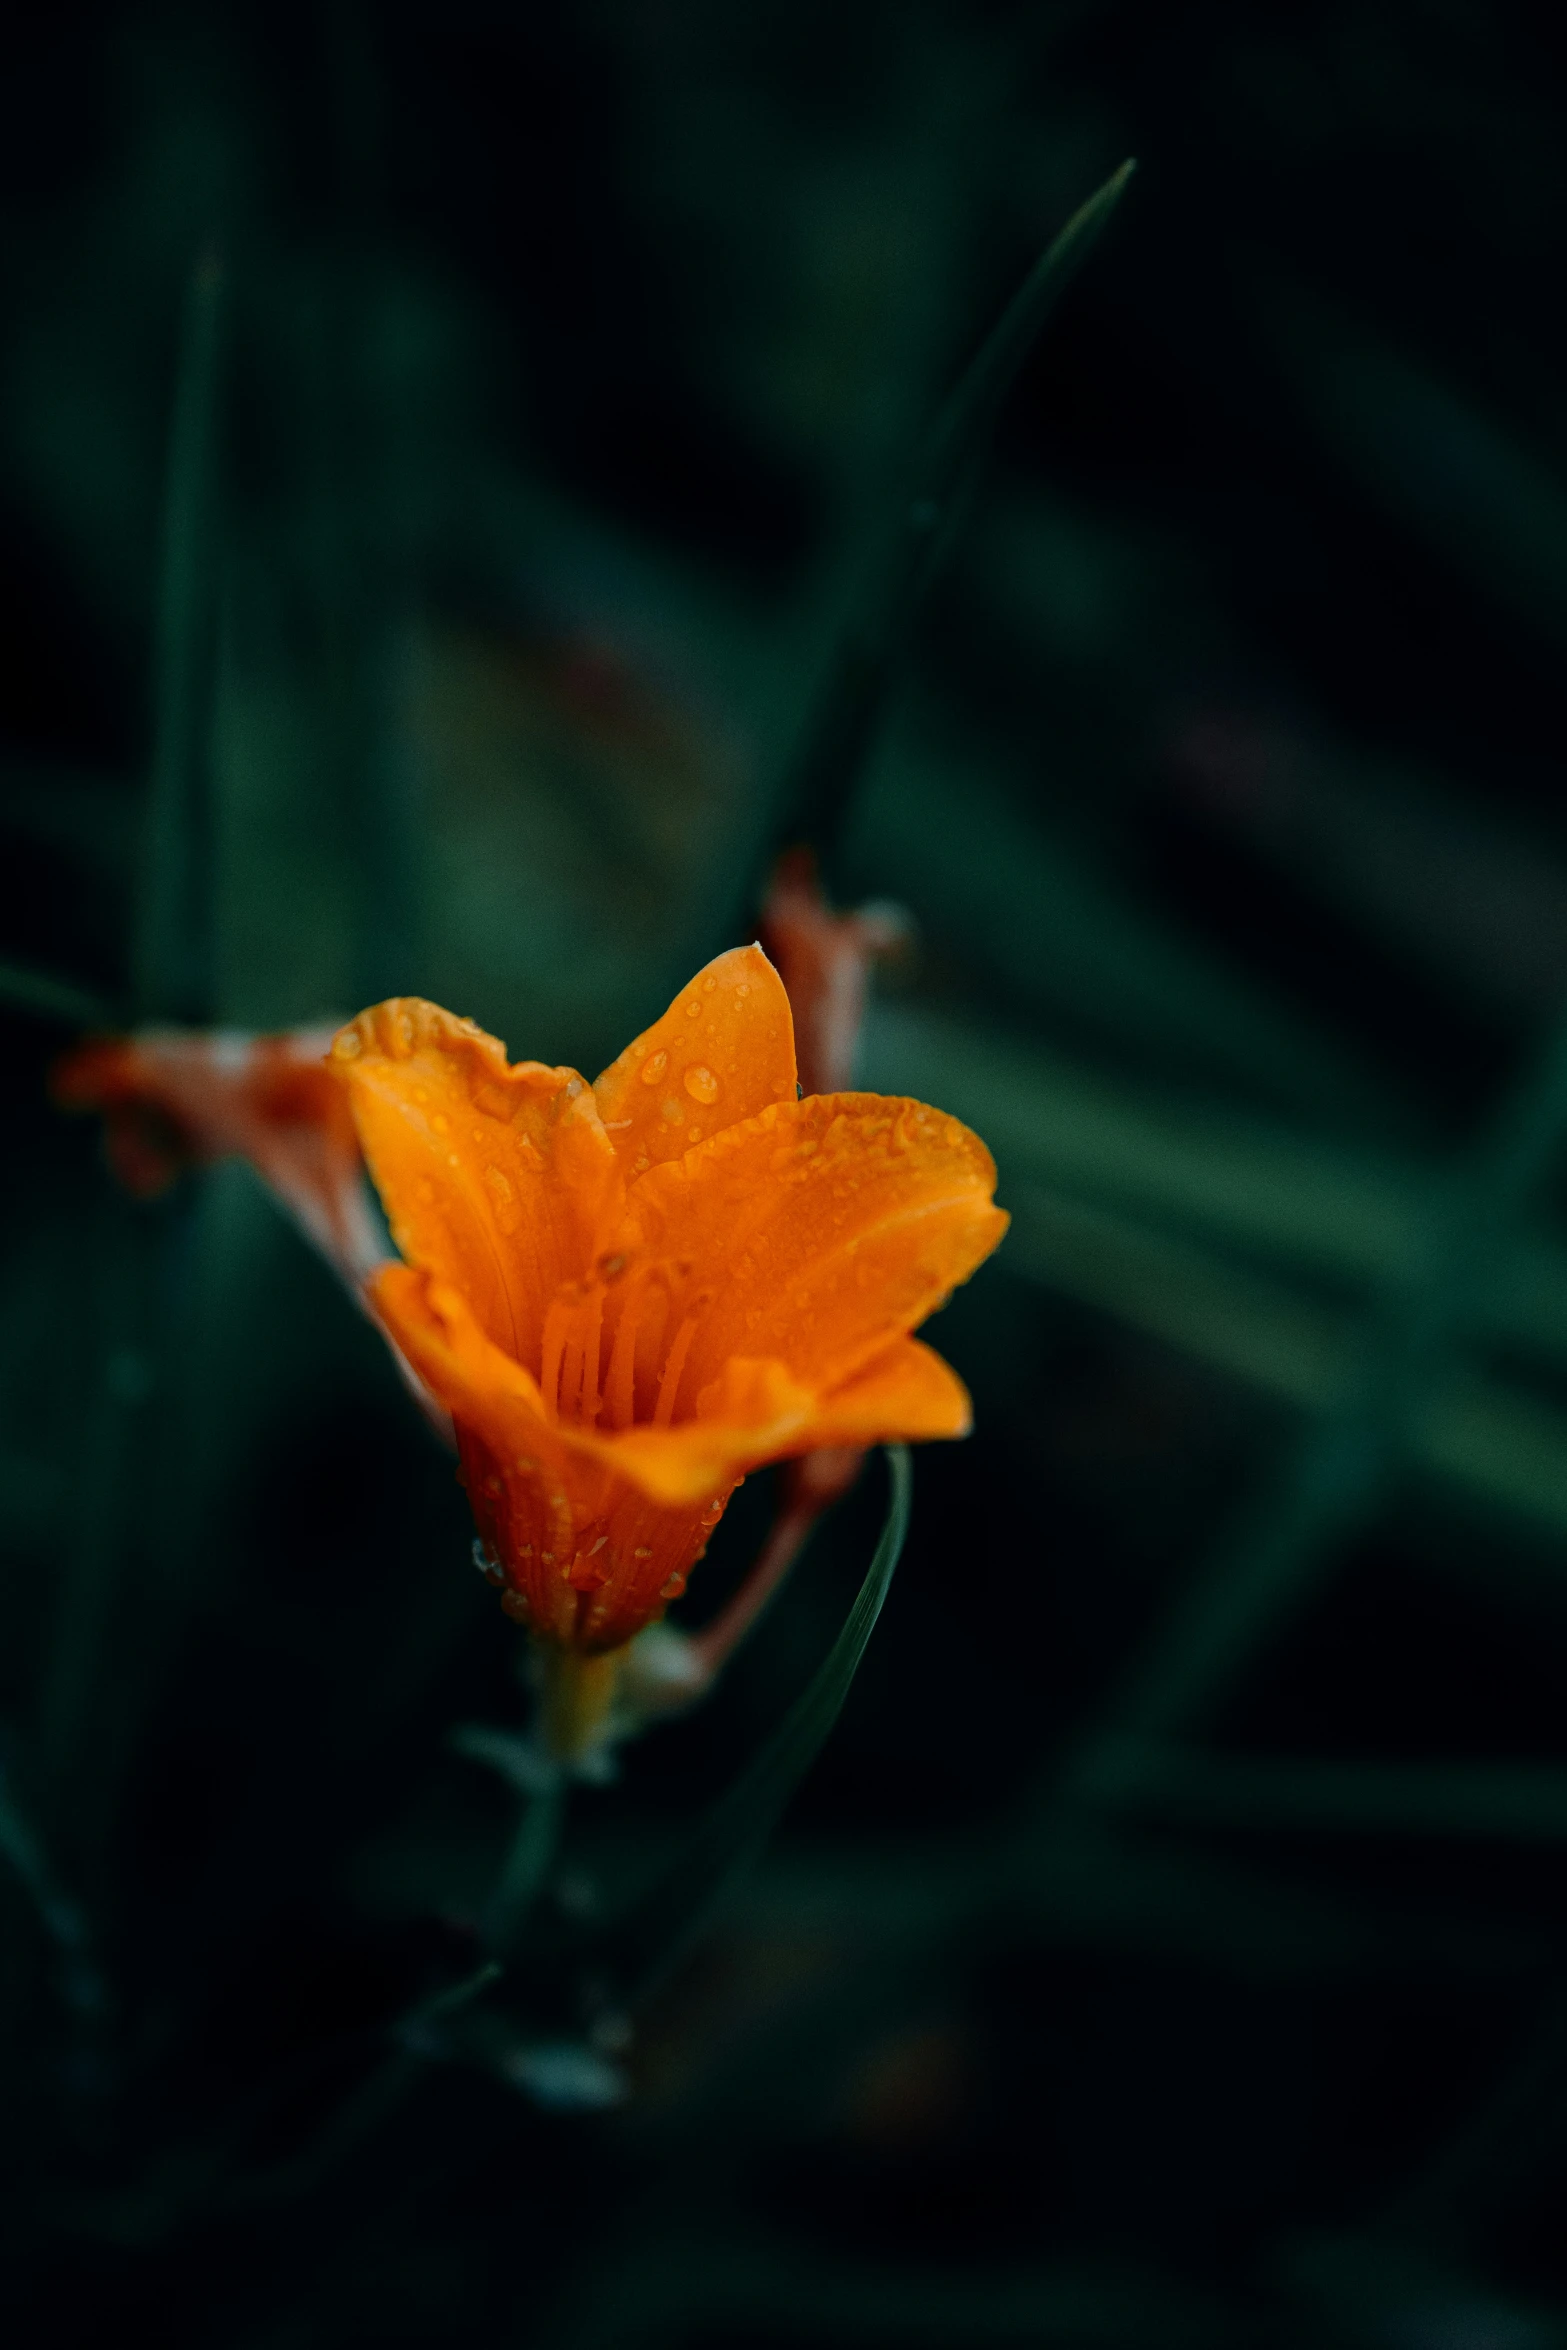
[
  {"left": 484, "top": 1164, "right": 518, "bottom": 1232},
  {"left": 640, "top": 1050, "right": 668, "bottom": 1085},
  {"left": 661, "top": 1572, "right": 685, "bottom": 1598},
  {"left": 634, "top": 1545, "right": 653, "bottom": 1559},
  {"left": 684, "top": 1000, "right": 702, "bottom": 1019},
  {"left": 660, "top": 1098, "right": 684, "bottom": 1124},
  {"left": 683, "top": 1064, "right": 719, "bottom": 1104}
]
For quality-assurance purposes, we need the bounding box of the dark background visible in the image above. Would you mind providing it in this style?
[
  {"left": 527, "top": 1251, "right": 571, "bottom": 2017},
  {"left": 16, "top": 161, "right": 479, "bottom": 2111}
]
[{"left": 6, "top": 4, "right": 1567, "bottom": 2343}]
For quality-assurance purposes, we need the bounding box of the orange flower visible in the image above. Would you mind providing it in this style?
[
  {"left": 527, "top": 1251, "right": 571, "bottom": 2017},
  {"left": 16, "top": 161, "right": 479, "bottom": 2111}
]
[{"left": 330, "top": 946, "right": 1006, "bottom": 1697}]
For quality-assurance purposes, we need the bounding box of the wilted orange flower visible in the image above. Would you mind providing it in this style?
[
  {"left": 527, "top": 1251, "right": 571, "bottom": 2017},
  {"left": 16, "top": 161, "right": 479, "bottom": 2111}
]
[
  {"left": 760, "top": 846, "right": 908, "bottom": 1097},
  {"left": 54, "top": 1026, "right": 385, "bottom": 1286},
  {"left": 331, "top": 945, "right": 1006, "bottom": 1695}
]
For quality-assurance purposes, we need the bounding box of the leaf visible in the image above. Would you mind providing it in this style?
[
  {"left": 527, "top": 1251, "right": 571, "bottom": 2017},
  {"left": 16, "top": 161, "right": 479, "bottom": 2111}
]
[
  {"left": 914, "top": 159, "right": 1137, "bottom": 577},
  {"left": 135, "top": 240, "right": 227, "bottom": 1024},
  {"left": 600, "top": 1444, "right": 912, "bottom": 2005},
  {"left": 450, "top": 1722, "right": 557, "bottom": 1797},
  {"left": 495, "top": 2039, "right": 627, "bottom": 2111},
  {"left": 395, "top": 1959, "right": 505, "bottom": 2049},
  {"left": 779, "top": 160, "right": 1135, "bottom": 855}
]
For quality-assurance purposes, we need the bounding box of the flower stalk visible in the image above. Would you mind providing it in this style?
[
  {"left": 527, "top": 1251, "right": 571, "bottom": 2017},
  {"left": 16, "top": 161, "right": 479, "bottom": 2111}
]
[{"left": 535, "top": 1648, "right": 622, "bottom": 1769}]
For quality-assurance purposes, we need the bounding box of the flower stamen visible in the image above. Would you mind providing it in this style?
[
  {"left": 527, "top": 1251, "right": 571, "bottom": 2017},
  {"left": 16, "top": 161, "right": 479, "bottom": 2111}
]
[
  {"left": 540, "top": 1296, "right": 571, "bottom": 1421},
  {"left": 653, "top": 1314, "right": 698, "bottom": 1431},
  {"left": 604, "top": 1275, "right": 642, "bottom": 1432},
  {"left": 561, "top": 1330, "right": 585, "bottom": 1422},
  {"left": 579, "top": 1286, "right": 605, "bottom": 1427}
]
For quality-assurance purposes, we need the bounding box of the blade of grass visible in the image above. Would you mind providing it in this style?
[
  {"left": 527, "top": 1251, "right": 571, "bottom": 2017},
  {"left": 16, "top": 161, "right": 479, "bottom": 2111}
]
[
  {"left": 0, "top": 959, "right": 117, "bottom": 1028},
  {"left": 1002, "top": 1180, "right": 1567, "bottom": 1540},
  {"left": 46, "top": 247, "right": 228, "bottom": 1869},
  {"left": 1085, "top": 1745, "right": 1567, "bottom": 1845},
  {"left": 1285, "top": 306, "right": 1567, "bottom": 654},
  {"left": 600, "top": 1446, "right": 911, "bottom": 2006},
  {"left": 1049, "top": 999, "right": 1567, "bottom": 1832},
  {"left": 916, "top": 160, "right": 1138, "bottom": 577},
  {"left": 1383, "top": 1984, "right": 1567, "bottom": 2257},
  {"left": 867, "top": 998, "right": 1567, "bottom": 1370},
  {"left": 134, "top": 239, "right": 226, "bottom": 1025},
  {"left": 853, "top": 756, "right": 1389, "bottom": 1123},
  {"left": 776, "top": 161, "right": 1134, "bottom": 859},
  {"left": 41, "top": 1203, "right": 164, "bottom": 1786},
  {"left": 0, "top": 1750, "right": 105, "bottom": 2021}
]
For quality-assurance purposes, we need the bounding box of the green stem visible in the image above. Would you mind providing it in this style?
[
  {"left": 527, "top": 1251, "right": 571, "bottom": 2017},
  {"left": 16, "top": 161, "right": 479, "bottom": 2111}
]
[
  {"left": 483, "top": 1774, "right": 566, "bottom": 1958},
  {"left": 534, "top": 1642, "right": 624, "bottom": 1765}
]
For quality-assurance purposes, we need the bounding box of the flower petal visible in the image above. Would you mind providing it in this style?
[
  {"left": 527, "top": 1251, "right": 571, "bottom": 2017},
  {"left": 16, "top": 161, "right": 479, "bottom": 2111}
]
[
  {"left": 372, "top": 1260, "right": 796, "bottom": 1506},
  {"left": 607, "top": 1355, "right": 820, "bottom": 1499},
  {"left": 334, "top": 999, "right": 623, "bottom": 1369},
  {"left": 624, "top": 1092, "right": 1008, "bottom": 1399},
  {"left": 369, "top": 1262, "right": 553, "bottom": 1432},
  {"left": 780, "top": 1335, "right": 972, "bottom": 1449},
  {"left": 604, "top": 1340, "right": 970, "bottom": 1495},
  {"left": 372, "top": 1263, "right": 737, "bottom": 1643},
  {"left": 592, "top": 944, "right": 796, "bottom": 1175},
  {"left": 374, "top": 1263, "right": 965, "bottom": 1512}
]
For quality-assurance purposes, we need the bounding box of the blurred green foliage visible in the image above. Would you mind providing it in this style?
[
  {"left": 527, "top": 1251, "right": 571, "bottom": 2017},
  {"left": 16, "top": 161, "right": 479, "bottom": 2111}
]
[{"left": 7, "top": 4, "right": 1567, "bottom": 2345}]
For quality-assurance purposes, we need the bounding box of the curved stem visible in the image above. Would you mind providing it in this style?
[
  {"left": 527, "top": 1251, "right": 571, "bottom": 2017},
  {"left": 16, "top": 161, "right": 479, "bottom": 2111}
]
[{"left": 688, "top": 1505, "right": 818, "bottom": 1683}]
